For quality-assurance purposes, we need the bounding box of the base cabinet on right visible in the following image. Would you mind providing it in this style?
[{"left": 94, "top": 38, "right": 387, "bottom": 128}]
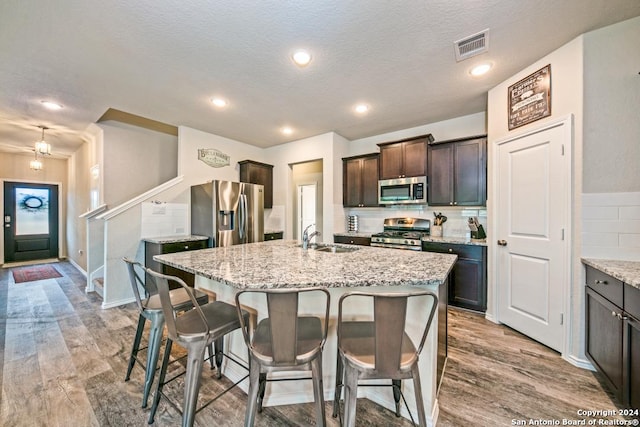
[{"left": 585, "top": 264, "right": 640, "bottom": 407}]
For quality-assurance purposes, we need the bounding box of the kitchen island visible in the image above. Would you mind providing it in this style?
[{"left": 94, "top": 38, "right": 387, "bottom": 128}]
[{"left": 154, "top": 240, "right": 457, "bottom": 424}]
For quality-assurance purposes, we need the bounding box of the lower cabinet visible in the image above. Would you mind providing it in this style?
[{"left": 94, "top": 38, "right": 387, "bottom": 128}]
[
  {"left": 585, "top": 286, "right": 624, "bottom": 398},
  {"left": 585, "top": 264, "right": 640, "bottom": 407},
  {"left": 421, "top": 242, "right": 487, "bottom": 312},
  {"left": 334, "top": 235, "right": 371, "bottom": 246},
  {"left": 145, "top": 238, "right": 208, "bottom": 288}
]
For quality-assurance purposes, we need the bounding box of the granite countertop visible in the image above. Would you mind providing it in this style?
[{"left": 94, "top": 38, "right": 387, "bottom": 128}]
[
  {"left": 582, "top": 258, "right": 640, "bottom": 290},
  {"left": 154, "top": 240, "right": 457, "bottom": 290},
  {"left": 333, "top": 232, "right": 487, "bottom": 246},
  {"left": 421, "top": 236, "right": 488, "bottom": 246},
  {"left": 264, "top": 229, "right": 284, "bottom": 235},
  {"left": 333, "top": 232, "right": 373, "bottom": 238},
  {"left": 142, "top": 235, "right": 209, "bottom": 244}
]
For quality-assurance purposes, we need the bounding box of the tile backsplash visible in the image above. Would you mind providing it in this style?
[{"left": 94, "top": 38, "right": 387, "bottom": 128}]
[
  {"left": 582, "top": 192, "right": 640, "bottom": 261},
  {"left": 341, "top": 206, "right": 487, "bottom": 238}
]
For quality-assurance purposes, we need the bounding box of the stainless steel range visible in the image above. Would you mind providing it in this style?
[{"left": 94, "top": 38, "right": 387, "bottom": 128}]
[{"left": 370, "top": 217, "right": 431, "bottom": 251}]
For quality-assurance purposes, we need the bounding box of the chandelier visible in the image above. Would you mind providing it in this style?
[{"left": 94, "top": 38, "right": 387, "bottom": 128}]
[
  {"left": 35, "top": 126, "right": 51, "bottom": 155},
  {"left": 29, "top": 126, "right": 51, "bottom": 171}
]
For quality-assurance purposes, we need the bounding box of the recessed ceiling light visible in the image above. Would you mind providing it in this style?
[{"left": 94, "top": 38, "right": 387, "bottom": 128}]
[
  {"left": 211, "top": 97, "right": 228, "bottom": 108},
  {"left": 292, "top": 49, "right": 312, "bottom": 67},
  {"left": 41, "top": 100, "right": 63, "bottom": 110},
  {"left": 281, "top": 126, "right": 293, "bottom": 135},
  {"left": 469, "top": 63, "right": 492, "bottom": 77},
  {"left": 354, "top": 104, "right": 370, "bottom": 114}
]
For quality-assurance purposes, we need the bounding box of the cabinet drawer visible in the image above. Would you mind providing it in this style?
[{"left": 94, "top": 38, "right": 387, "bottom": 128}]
[
  {"left": 625, "top": 284, "right": 640, "bottom": 320},
  {"left": 161, "top": 239, "right": 207, "bottom": 254},
  {"left": 264, "top": 232, "right": 283, "bottom": 241},
  {"left": 585, "top": 266, "right": 623, "bottom": 308},
  {"left": 334, "top": 235, "right": 371, "bottom": 246},
  {"left": 421, "top": 242, "right": 483, "bottom": 260}
]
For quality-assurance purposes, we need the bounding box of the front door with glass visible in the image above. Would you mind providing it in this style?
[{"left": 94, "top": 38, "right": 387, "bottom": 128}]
[{"left": 3, "top": 181, "right": 59, "bottom": 262}]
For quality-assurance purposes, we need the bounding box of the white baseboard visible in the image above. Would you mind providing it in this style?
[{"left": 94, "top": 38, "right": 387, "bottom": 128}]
[
  {"left": 484, "top": 312, "right": 499, "bottom": 324},
  {"left": 101, "top": 296, "right": 135, "bottom": 309},
  {"left": 563, "top": 353, "right": 595, "bottom": 371},
  {"left": 68, "top": 258, "right": 87, "bottom": 277}
]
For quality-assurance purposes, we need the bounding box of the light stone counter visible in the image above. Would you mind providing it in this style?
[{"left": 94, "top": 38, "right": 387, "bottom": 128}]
[
  {"left": 154, "top": 239, "right": 456, "bottom": 289},
  {"left": 142, "top": 234, "right": 209, "bottom": 244},
  {"left": 582, "top": 258, "right": 640, "bottom": 289},
  {"left": 153, "top": 240, "right": 456, "bottom": 425}
]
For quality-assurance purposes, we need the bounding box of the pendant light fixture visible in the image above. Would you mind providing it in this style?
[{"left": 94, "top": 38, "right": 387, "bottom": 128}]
[
  {"left": 35, "top": 126, "right": 52, "bottom": 155},
  {"left": 30, "top": 151, "right": 43, "bottom": 171}
]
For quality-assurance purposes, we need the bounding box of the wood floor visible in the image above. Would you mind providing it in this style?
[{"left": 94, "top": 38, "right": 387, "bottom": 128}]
[{"left": 0, "top": 261, "right": 624, "bottom": 426}]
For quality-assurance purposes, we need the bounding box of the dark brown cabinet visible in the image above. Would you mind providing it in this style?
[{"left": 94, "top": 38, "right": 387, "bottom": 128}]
[
  {"left": 428, "top": 135, "right": 487, "bottom": 206},
  {"left": 145, "top": 238, "right": 208, "bottom": 288},
  {"left": 377, "top": 134, "right": 432, "bottom": 180},
  {"left": 333, "top": 235, "right": 371, "bottom": 246},
  {"left": 239, "top": 160, "right": 273, "bottom": 209},
  {"left": 585, "top": 264, "right": 640, "bottom": 407},
  {"left": 422, "top": 242, "right": 487, "bottom": 312},
  {"left": 342, "top": 153, "right": 379, "bottom": 207}
]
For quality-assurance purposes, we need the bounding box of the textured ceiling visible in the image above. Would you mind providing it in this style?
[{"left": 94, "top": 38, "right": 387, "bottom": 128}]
[{"left": 1, "top": 0, "right": 639, "bottom": 157}]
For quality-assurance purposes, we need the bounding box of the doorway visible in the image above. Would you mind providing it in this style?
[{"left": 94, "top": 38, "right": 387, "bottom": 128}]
[
  {"left": 494, "top": 118, "right": 572, "bottom": 353},
  {"left": 291, "top": 160, "right": 323, "bottom": 241},
  {"left": 3, "top": 181, "right": 59, "bottom": 262},
  {"left": 297, "top": 183, "right": 317, "bottom": 239}
]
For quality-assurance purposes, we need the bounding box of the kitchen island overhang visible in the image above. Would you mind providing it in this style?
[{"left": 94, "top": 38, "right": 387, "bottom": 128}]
[{"left": 154, "top": 240, "right": 456, "bottom": 424}]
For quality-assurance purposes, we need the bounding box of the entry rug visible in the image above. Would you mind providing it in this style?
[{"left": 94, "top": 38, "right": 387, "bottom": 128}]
[{"left": 12, "top": 265, "right": 62, "bottom": 283}]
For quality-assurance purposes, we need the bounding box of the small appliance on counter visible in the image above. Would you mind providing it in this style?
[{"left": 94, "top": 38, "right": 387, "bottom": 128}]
[
  {"left": 347, "top": 215, "right": 359, "bottom": 232},
  {"left": 468, "top": 217, "right": 486, "bottom": 240},
  {"left": 370, "top": 217, "right": 431, "bottom": 251}
]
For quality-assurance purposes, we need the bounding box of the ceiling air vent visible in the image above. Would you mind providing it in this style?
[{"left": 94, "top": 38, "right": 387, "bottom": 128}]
[{"left": 454, "top": 29, "right": 489, "bottom": 62}]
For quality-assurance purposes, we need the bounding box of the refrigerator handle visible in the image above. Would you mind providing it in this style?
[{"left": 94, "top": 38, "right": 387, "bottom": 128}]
[{"left": 239, "top": 194, "right": 247, "bottom": 240}]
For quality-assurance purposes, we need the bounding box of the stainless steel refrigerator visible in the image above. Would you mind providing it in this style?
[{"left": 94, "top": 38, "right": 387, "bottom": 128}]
[{"left": 191, "top": 180, "right": 264, "bottom": 247}]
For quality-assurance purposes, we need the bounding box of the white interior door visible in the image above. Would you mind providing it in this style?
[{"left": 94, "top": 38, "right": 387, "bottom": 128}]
[
  {"left": 297, "top": 184, "right": 317, "bottom": 239},
  {"left": 496, "top": 120, "right": 570, "bottom": 352}
]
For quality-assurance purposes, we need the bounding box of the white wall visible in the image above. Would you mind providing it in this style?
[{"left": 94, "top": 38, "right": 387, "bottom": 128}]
[
  {"left": 101, "top": 121, "right": 178, "bottom": 207},
  {"left": 583, "top": 16, "right": 640, "bottom": 194}
]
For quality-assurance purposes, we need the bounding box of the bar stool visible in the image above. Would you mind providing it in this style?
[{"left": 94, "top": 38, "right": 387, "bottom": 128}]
[
  {"left": 146, "top": 268, "right": 250, "bottom": 427},
  {"left": 123, "top": 258, "right": 211, "bottom": 408},
  {"left": 332, "top": 290, "right": 438, "bottom": 427},
  {"left": 235, "top": 287, "right": 330, "bottom": 427}
]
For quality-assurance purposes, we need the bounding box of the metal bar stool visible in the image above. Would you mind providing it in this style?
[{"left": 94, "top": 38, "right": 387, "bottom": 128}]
[
  {"left": 235, "top": 287, "right": 330, "bottom": 427},
  {"left": 146, "top": 268, "right": 250, "bottom": 427},
  {"left": 123, "top": 258, "right": 211, "bottom": 408},
  {"left": 332, "top": 290, "right": 438, "bottom": 427}
]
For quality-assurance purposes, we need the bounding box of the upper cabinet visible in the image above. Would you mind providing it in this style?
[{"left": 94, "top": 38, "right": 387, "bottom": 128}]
[
  {"left": 343, "top": 153, "right": 379, "bottom": 207},
  {"left": 377, "top": 134, "right": 433, "bottom": 180},
  {"left": 239, "top": 160, "right": 274, "bottom": 208},
  {"left": 427, "top": 135, "right": 487, "bottom": 206}
]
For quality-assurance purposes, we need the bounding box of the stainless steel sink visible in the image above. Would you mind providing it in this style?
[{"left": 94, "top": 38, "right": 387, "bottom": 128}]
[
  {"left": 313, "top": 244, "right": 359, "bottom": 253},
  {"left": 298, "top": 243, "right": 360, "bottom": 253}
]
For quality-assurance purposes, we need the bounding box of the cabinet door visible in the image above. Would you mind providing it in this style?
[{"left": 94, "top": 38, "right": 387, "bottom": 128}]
[
  {"left": 450, "top": 257, "right": 486, "bottom": 312},
  {"left": 379, "top": 144, "right": 404, "bottom": 179},
  {"left": 625, "top": 315, "right": 640, "bottom": 409},
  {"left": 454, "top": 138, "right": 486, "bottom": 206},
  {"left": 427, "top": 144, "right": 454, "bottom": 205},
  {"left": 343, "top": 158, "right": 364, "bottom": 207},
  {"left": 361, "top": 156, "right": 379, "bottom": 206},
  {"left": 402, "top": 139, "right": 427, "bottom": 178},
  {"left": 239, "top": 161, "right": 274, "bottom": 209},
  {"left": 586, "top": 287, "right": 624, "bottom": 400}
]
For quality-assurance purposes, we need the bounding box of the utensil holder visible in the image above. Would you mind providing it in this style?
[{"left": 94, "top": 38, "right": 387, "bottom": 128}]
[{"left": 431, "top": 225, "right": 443, "bottom": 237}]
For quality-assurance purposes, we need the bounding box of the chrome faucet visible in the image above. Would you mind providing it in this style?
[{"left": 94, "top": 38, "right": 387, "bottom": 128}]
[{"left": 302, "top": 224, "right": 321, "bottom": 250}]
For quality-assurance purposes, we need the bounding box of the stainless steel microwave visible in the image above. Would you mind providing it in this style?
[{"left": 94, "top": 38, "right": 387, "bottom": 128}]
[{"left": 378, "top": 176, "right": 427, "bottom": 205}]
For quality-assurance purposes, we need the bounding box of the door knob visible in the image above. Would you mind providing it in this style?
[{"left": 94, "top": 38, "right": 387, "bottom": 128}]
[{"left": 497, "top": 240, "right": 508, "bottom": 246}]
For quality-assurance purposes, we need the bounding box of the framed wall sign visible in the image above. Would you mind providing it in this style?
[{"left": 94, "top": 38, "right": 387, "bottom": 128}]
[{"left": 508, "top": 65, "right": 551, "bottom": 130}]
